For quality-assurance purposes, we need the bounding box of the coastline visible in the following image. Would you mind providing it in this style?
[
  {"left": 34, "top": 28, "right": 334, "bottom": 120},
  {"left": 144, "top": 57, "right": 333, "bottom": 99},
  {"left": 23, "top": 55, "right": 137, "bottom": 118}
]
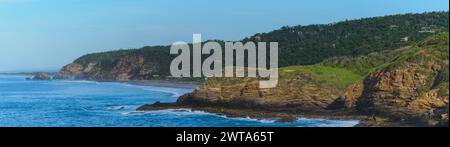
[
  {"left": 50, "top": 78, "right": 426, "bottom": 127},
  {"left": 18, "top": 75, "right": 435, "bottom": 127},
  {"left": 17, "top": 73, "right": 427, "bottom": 127},
  {"left": 136, "top": 102, "right": 419, "bottom": 127},
  {"left": 135, "top": 93, "right": 425, "bottom": 127}
]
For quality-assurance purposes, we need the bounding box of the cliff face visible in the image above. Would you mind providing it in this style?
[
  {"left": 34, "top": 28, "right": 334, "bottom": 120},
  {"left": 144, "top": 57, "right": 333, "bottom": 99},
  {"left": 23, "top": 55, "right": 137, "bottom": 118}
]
[
  {"left": 55, "top": 55, "right": 164, "bottom": 81},
  {"left": 355, "top": 63, "right": 448, "bottom": 124},
  {"left": 353, "top": 46, "right": 449, "bottom": 125},
  {"left": 175, "top": 33, "right": 449, "bottom": 126},
  {"left": 179, "top": 74, "right": 344, "bottom": 112}
]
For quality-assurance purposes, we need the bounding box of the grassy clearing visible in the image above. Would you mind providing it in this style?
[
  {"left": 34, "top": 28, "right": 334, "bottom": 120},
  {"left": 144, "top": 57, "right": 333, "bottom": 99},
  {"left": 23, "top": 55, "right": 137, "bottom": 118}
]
[{"left": 281, "top": 65, "right": 363, "bottom": 89}]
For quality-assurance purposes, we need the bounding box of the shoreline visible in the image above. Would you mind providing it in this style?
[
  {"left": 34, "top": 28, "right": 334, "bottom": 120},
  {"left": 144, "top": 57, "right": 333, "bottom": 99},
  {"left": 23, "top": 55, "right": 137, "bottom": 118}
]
[
  {"left": 136, "top": 102, "right": 422, "bottom": 127},
  {"left": 52, "top": 78, "right": 429, "bottom": 127}
]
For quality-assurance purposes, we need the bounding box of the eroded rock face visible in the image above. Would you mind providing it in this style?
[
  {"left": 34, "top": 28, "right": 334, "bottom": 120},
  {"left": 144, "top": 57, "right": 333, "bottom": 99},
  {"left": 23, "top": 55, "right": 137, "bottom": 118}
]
[
  {"left": 355, "top": 62, "right": 449, "bottom": 125},
  {"left": 55, "top": 56, "right": 162, "bottom": 81},
  {"left": 329, "top": 82, "right": 364, "bottom": 110}
]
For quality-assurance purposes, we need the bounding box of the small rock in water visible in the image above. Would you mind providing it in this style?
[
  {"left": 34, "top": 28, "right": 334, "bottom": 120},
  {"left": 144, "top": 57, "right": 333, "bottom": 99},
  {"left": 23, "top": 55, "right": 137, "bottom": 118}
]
[{"left": 275, "top": 117, "right": 297, "bottom": 123}]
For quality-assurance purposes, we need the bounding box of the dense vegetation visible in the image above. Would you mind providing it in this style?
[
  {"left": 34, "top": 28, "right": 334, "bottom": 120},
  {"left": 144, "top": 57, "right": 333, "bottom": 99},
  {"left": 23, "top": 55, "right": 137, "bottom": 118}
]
[
  {"left": 244, "top": 12, "right": 448, "bottom": 67},
  {"left": 70, "top": 12, "right": 449, "bottom": 78}
]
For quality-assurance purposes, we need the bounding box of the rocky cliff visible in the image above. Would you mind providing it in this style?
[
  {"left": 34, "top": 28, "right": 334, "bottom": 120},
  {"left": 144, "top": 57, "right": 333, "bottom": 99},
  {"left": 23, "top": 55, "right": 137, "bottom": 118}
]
[
  {"left": 353, "top": 34, "right": 449, "bottom": 126},
  {"left": 55, "top": 55, "right": 163, "bottom": 81},
  {"left": 54, "top": 46, "right": 175, "bottom": 81},
  {"left": 140, "top": 33, "right": 449, "bottom": 127}
]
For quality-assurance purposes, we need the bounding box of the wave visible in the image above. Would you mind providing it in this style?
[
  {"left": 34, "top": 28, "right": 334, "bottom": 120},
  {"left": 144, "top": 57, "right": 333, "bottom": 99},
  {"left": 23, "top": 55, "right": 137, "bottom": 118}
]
[
  {"left": 123, "top": 108, "right": 278, "bottom": 123},
  {"left": 296, "top": 118, "right": 359, "bottom": 127},
  {"left": 121, "top": 111, "right": 146, "bottom": 115},
  {"left": 122, "top": 108, "right": 212, "bottom": 116},
  {"left": 56, "top": 80, "right": 194, "bottom": 98},
  {"left": 119, "top": 83, "right": 194, "bottom": 98},
  {"left": 121, "top": 108, "right": 359, "bottom": 127},
  {"left": 218, "top": 115, "right": 277, "bottom": 123}
]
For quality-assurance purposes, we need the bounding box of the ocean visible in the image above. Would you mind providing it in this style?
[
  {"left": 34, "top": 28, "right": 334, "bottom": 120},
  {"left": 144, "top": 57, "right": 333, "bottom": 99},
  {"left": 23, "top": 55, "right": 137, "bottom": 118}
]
[{"left": 0, "top": 75, "right": 359, "bottom": 127}]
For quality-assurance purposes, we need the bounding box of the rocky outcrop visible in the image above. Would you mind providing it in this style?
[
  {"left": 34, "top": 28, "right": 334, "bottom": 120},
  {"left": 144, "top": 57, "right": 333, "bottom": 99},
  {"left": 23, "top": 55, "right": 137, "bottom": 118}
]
[
  {"left": 176, "top": 73, "right": 345, "bottom": 113},
  {"left": 353, "top": 62, "right": 449, "bottom": 126},
  {"left": 29, "top": 72, "right": 52, "bottom": 80},
  {"left": 54, "top": 63, "right": 83, "bottom": 79},
  {"left": 349, "top": 34, "right": 449, "bottom": 126}
]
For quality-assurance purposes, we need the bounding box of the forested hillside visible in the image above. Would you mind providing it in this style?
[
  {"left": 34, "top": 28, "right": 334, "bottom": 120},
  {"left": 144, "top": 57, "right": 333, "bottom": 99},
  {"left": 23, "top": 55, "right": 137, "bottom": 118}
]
[{"left": 244, "top": 12, "right": 448, "bottom": 66}]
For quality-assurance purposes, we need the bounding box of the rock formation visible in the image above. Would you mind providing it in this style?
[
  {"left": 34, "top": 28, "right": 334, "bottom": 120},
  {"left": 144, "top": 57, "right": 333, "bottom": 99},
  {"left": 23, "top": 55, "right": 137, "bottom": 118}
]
[{"left": 29, "top": 72, "right": 52, "bottom": 80}]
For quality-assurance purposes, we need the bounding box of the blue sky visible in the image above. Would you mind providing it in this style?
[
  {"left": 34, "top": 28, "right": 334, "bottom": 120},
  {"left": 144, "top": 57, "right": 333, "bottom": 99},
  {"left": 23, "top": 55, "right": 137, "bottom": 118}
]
[{"left": 0, "top": 0, "right": 448, "bottom": 72}]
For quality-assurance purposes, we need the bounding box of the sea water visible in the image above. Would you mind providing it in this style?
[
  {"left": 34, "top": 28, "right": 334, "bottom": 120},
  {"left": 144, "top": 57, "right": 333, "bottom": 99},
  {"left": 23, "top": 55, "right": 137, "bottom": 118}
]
[{"left": 0, "top": 75, "right": 359, "bottom": 127}]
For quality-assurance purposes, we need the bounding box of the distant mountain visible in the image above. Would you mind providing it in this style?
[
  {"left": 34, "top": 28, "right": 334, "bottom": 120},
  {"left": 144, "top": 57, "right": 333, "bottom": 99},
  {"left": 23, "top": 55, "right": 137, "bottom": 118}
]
[{"left": 56, "top": 12, "right": 449, "bottom": 81}]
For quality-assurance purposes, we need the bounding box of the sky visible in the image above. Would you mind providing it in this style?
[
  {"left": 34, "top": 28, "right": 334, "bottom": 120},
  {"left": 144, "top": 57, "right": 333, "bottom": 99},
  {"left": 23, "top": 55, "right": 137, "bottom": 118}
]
[{"left": 0, "top": 0, "right": 448, "bottom": 72}]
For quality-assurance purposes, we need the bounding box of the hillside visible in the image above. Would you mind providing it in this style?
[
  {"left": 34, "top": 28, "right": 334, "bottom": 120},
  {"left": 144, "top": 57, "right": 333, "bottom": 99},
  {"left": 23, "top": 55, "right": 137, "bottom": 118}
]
[
  {"left": 56, "top": 12, "right": 449, "bottom": 81},
  {"left": 139, "top": 32, "right": 449, "bottom": 126}
]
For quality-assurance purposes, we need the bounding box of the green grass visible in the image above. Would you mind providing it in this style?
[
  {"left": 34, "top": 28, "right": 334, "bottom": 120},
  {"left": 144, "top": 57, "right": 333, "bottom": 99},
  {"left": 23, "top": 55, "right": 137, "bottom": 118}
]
[
  {"left": 281, "top": 65, "right": 363, "bottom": 89},
  {"left": 438, "top": 82, "right": 449, "bottom": 97}
]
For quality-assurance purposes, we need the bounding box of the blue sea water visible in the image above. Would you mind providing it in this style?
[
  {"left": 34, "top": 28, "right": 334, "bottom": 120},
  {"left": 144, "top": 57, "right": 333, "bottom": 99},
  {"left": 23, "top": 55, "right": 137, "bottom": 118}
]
[{"left": 0, "top": 75, "right": 359, "bottom": 127}]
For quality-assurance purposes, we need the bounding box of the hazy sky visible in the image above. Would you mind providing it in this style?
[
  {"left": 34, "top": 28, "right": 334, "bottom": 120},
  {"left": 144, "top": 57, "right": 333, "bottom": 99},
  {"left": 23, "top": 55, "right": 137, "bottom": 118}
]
[{"left": 0, "top": 0, "right": 448, "bottom": 72}]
